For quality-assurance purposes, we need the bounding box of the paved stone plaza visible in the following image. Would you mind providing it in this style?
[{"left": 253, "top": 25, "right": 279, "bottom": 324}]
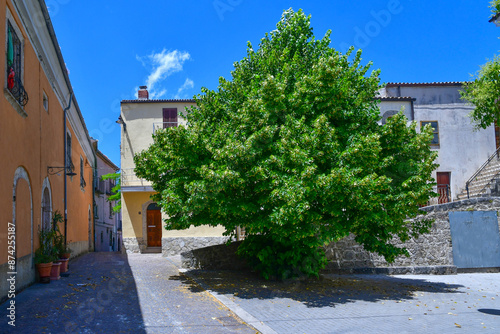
[
  {"left": 184, "top": 267, "right": 500, "bottom": 333},
  {"left": 1, "top": 253, "right": 256, "bottom": 333},
  {"left": 2, "top": 252, "right": 500, "bottom": 333}
]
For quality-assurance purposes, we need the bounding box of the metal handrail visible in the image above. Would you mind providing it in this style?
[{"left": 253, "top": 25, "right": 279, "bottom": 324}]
[
  {"left": 466, "top": 145, "right": 500, "bottom": 198},
  {"left": 436, "top": 184, "right": 451, "bottom": 204},
  {"left": 476, "top": 170, "right": 500, "bottom": 197}
]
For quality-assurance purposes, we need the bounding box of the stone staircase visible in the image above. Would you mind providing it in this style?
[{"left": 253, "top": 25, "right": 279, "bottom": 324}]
[{"left": 457, "top": 150, "right": 500, "bottom": 200}]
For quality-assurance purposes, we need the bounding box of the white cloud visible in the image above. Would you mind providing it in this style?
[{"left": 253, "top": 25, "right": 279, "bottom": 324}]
[
  {"left": 136, "top": 49, "right": 191, "bottom": 99},
  {"left": 175, "top": 78, "right": 194, "bottom": 99}
]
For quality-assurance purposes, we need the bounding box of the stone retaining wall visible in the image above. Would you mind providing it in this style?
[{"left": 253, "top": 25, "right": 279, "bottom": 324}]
[
  {"left": 162, "top": 237, "right": 230, "bottom": 257},
  {"left": 324, "top": 197, "right": 500, "bottom": 273},
  {"left": 181, "top": 241, "right": 249, "bottom": 270},
  {"left": 123, "top": 236, "right": 230, "bottom": 257},
  {"left": 181, "top": 197, "right": 500, "bottom": 275}
]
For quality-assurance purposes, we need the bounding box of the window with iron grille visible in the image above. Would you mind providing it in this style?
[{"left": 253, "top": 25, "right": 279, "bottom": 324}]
[
  {"left": 80, "top": 157, "right": 86, "bottom": 188},
  {"left": 6, "top": 20, "right": 28, "bottom": 107},
  {"left": 66, "top": 133, "right": 73, "bottom": 173}
]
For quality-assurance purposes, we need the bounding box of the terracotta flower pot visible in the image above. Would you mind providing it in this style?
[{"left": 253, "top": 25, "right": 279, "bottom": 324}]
[
  {"left": 36, "top": 262, "right": 53, "bottom": 283},
  {"left": 50, "top": 262, "right": 61, "bottom": 280},
  {"left": 58, "top": 258, "right": 69, "bottom": 273},
  {"left": 60, "top": 253, "right": 71, "bottom": 259}
]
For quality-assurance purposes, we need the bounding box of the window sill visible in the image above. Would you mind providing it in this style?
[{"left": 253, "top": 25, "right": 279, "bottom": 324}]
[{"left": 3, "top": 88, "right": 27, "bottom": 118}]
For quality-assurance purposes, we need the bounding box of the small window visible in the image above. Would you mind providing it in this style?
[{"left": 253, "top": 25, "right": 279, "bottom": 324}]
[
  {"left": 42, "top": 91, "right": 48, "bottom": 111},
  {"left": 80, "top": 157, "right": 86, "bottom": 188},
  {"left": 421, "top": 121, "right": 439, "bottom": 146},
  {"left": 109, "top": 202, "right": 113, "bottom": 218},
  {"left": 100, "top": 232, "right": 103, "bottom": 243},
  {"left": 66, "top": 133, "right": 73, "bottom": 171},
  {"left": 163, "top": 108, "right": 178, "bottom": 128}
]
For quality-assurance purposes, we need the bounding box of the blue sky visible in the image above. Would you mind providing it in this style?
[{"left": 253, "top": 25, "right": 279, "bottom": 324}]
[{"left": 48, "top": 0, "right": 499, "bottom": 167}]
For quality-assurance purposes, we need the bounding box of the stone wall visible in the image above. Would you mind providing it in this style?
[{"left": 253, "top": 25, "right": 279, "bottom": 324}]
[
  {"left": 161, "top": 237, "right": 230, "bottom": 257},
  {"left": 324, "top": 197, "right": 500, "bottom": 274},
  {"left": 181, "top": 241, "right": 249, "bottom": 270},
  {"left": 123, "top": 236, "right": 230, "bottom": 257}
]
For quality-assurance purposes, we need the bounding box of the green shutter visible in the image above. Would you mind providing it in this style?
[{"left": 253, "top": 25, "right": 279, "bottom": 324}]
[{"left": 7, "top": 26, "right": 14, "bottom": 68}]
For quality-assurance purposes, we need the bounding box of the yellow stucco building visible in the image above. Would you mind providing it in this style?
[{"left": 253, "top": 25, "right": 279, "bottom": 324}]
[{"left": 119, "top": 87, "right": 228, "bottom": 255}]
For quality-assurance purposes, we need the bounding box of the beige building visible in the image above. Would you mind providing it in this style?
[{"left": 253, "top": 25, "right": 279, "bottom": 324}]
[{"left": 119, "top": 86, "right": 228, "bottom": 255}]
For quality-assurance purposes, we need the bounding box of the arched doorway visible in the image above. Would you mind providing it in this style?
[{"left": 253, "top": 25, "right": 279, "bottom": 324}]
[
  {"left": 12, "top": 166, "right": 34, "bottom": 283},
  {"left": 146, "top": 203, "right": 162, "bottom": 248}
]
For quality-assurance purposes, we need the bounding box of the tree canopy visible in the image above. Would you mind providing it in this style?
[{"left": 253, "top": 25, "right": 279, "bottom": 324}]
[
  {"left": 461, "top": 55, "right": 500, "bottom": 130},
  {"left": 134, "top": 9, "right": 437, "bottom": 279}
]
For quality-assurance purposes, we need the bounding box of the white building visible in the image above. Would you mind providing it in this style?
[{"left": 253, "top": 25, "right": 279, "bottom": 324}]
[
  {"left": 378, "top": 82, "right": 498, "bottom": 203},
  {"left": 93, "top": 140, "right": 121, "bottom": 252}
]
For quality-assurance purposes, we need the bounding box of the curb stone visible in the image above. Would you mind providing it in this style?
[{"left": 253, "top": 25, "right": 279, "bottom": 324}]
[{"left": 178, "top": 268, "right": 277, "bottom": 334}]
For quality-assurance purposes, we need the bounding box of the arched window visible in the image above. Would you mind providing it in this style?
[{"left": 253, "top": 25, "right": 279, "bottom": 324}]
[{"left": 381, "top": 110, "right": 399, "bottom": 125}]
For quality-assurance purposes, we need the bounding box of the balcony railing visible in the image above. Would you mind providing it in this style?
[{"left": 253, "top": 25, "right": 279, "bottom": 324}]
[
  {"left": 421, "top": 184, "right": 451, "bottom": 207},
  {"left": 153, "top": 122, "right": 178, "bottom": 134},
  {"left": 7, "top": 72, "right": 28, "bottom": 107},
  {"left": 436, "top": 184, "right": 451, "bottom": 204},
  {"left": 121, "top": 168, "right": 151, "bottom": 187}
]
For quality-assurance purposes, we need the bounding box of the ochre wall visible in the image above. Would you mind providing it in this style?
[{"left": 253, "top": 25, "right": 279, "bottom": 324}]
[{"left": 0, "top": 0, "right": 93, "bottom": 268}]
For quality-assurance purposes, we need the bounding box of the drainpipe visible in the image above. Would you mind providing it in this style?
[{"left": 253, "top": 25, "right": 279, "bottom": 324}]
[
  {"left": 63, "top": 92, "right": 73, "bottom": 246},
  {"left": 91, "top": 148, "right": 97, "bottom": 252}
]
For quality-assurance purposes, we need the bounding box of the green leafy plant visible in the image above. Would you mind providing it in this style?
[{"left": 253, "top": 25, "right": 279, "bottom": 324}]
[
  {"left": 51, "top": 210, "right": 72, "bottom": 256},
  {"left": 102, "top": 172, "right": 121, "bottom": 213},
  {"left": 134, "top": 9, "right": 437, "bottom": 279},
  {"left": 461, "top": 55, "right": 500, "bottom": 129},
  {"left": 34, "top": 227, "right": 58, "bottom": 264},
  {"left": 490, "top": 0, "right": 500, "bottom": 17}
]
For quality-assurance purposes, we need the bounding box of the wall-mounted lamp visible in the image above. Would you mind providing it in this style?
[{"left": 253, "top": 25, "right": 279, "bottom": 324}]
[
  {"left": 47, "top": 166, "right": 77, "bottom": 177},
  {"left": 116, "top": 116, "right": 126, "bottom": 131}
]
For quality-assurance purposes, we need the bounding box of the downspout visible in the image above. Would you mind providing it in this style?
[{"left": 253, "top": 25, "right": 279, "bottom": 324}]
[
  {"left": 63, "top": 92, "right": 73, "bottom": 246},
  {"left": 91, "top": 148, "right": 97, "bottom": 252}
]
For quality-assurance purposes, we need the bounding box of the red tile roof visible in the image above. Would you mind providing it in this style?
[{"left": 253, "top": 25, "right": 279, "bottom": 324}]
[
  {"left": 385, "top": 82, "right": 465, "bottom": 87},
  {"left": 121, "top": 99, "right": 196, "bottom": 104}
]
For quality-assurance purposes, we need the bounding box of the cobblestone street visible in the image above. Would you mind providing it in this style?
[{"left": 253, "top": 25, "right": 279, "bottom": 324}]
[
  {"left": 3, "top": 252, "right": 500, "bottom": 333},
  {"left": 185, "top": 269, "right": 500, "bottom": 334},
  {"left": 1, "top": 253, "right": 256, "bottom": 333}
]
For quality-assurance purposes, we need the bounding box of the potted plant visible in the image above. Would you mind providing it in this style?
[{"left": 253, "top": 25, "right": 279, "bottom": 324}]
[
  {"left": 34, "top": 227, "right": 58, "bottom": 283},
  {"left": 54, "top": 234, "right": 72, "bottom": 273},
  {"left": 52, "top": 211, "right": 72, "bottom": 273}
]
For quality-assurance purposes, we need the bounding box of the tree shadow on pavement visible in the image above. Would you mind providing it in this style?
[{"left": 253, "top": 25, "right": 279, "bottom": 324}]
[{"left": 171, "top": 269, "right": 464, "bottom": 308}]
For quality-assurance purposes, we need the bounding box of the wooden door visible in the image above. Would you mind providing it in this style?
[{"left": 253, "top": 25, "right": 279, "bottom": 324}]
[
  {"left": 147, "top": 209, "right": 162, "bottom": 247},
  {"left": 436, "top": 172, "right": 451, "bottom": 204}
]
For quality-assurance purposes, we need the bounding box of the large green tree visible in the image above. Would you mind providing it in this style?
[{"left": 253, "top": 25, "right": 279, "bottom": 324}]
[
  {"left": 461, "top": 56, "right": 500, "bottom": 129},
  {"left": 460, "top": 1, "right": 500, "bottom": 129},
  {"left": 135, "top": 9, "right": 437, "bottom": 279}
]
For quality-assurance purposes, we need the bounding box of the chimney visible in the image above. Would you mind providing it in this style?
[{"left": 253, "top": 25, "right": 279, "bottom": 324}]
[{"left": 138, "top": 86, "right": 149, "bottom": 100}]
